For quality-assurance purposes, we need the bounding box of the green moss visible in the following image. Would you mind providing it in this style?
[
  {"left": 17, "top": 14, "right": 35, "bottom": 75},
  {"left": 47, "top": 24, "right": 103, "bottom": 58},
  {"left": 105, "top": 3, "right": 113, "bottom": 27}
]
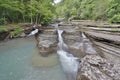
[
  {"left": 0, "top": 26, "right": 8, "bottom": 32},
  {"left": 11, "top": 27, "right": 23, "bottom": 37}
]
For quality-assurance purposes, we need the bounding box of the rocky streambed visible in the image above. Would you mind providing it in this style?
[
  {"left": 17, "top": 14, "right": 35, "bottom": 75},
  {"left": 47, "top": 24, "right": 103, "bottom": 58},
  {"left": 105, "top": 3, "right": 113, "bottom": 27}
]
[
  {"left": 1, "top": 21, "right": 119, "bottom": 80},
  {"left": 35, "top": 22, "right": 120, "bottom": 80}
]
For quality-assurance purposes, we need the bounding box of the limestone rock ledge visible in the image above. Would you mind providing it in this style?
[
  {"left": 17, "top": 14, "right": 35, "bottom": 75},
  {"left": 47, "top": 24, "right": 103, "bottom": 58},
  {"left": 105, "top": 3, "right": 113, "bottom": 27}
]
[
  {"left": 77, "top": 55, "right": 120, "bottom": 80},
  {"left": 63, "top": 30, "right": 98, "bottom": 57},
  {"left": 36, "top": 29, "right": 58, "bottom": 56}
]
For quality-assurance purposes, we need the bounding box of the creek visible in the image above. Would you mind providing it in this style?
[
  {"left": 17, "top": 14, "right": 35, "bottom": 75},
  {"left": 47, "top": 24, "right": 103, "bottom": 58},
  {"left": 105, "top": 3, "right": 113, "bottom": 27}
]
[
  {"left": 0, "top": 37, "right": 67, "bottom": 80},
  {"left": 57, "top": 29, "right": 79, "bottom": 80}
]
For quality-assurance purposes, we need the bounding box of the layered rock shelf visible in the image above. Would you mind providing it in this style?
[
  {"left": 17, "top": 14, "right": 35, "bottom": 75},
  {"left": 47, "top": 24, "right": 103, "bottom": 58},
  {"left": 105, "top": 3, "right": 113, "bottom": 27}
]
[
  {"left": 85, "top": 31, "right": 120, "bottom": 46},
  {"left": 35, "top": 23, "right": 120, "bottom": 80},
  {"left": 35, "top": 29, "right": 58, "bottom": 56},
  {"left": 72, "top": 20, "right": 120, "bottom": 28},
  {"left": 77, "top": 55, "right": 120, "bottom": 80}
]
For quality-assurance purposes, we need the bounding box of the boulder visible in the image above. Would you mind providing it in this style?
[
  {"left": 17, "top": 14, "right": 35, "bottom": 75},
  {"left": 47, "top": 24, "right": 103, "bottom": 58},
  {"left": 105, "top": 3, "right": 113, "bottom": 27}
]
[
  {"left": 36, "top": 29, "right": 58, "bottom": 56},
  {"left": 77, "top": 55, "right": 120, "bottom": 80},
  {"left": 19, "top": 32, "right": 26, "bottom": 37}
]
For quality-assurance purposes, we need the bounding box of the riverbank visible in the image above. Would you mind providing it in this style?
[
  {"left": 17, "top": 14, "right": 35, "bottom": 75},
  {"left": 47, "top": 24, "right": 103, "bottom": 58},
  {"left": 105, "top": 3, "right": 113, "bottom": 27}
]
[{"left": 0, "top": 23, "right": 41, "bottom": 41}]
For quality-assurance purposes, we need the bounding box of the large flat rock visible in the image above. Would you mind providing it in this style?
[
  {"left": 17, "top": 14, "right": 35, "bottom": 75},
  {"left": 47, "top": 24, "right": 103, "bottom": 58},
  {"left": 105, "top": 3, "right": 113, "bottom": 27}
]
[
  {"left": 62, "top": 30, "right": 99, "bottom": 57},
  {"left": 85, "top": 31, "right": 120, "bottom": 45},
  {"left": 36, "top": 29, "right": 58, "bottom": 56}
]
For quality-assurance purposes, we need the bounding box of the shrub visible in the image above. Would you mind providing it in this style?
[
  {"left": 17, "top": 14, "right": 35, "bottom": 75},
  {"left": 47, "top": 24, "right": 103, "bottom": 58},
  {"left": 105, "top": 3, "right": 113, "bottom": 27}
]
[
  {"left": 109, "top": 14, "right": 120, "bottom": 23},
  {"left": 0, "top": 18, "right": 7, "bottom": 25},
  {"left": 11, "top": 27, "right": 23, "bottom": 37}
]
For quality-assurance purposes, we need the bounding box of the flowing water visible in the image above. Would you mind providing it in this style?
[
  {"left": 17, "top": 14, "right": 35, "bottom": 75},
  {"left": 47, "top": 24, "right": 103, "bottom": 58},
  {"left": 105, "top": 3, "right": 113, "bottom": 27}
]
[
  {"left": 81, "top": 32, "right": 97, "bottom": 54},
  {"left": 0, "top": 24, "right": 99, "bottom": 80},
  {"left": 57, "top": 29, "right": 79, "bottom": 80},
  {"left": 0, "top": 37, "right": 66, "bottom": 80}
]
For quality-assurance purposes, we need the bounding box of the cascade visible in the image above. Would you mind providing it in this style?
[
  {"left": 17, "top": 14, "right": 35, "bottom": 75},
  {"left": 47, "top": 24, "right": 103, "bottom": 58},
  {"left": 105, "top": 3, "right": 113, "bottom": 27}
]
[{"left": 57, "top": 27, "right": 79, "bottom": 80}]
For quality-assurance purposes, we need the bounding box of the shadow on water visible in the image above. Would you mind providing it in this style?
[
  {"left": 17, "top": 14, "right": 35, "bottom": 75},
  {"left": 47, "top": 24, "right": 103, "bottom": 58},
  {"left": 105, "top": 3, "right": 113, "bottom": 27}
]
[{"left": 32, "top": 47, "right": 59, "bottom": 67}]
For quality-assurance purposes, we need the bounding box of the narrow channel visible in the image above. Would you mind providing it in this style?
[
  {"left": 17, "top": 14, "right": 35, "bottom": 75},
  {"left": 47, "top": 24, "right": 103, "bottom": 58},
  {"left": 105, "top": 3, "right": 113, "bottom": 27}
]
[{"left": 57, "top": 27, "right": 79, "bottom": 80}]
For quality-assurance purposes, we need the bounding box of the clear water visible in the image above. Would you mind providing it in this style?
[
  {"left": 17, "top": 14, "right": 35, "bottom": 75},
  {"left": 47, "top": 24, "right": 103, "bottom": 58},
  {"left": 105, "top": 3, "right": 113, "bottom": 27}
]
[{"left": 0, "top": 37, "right": 66, "bottom": 80}]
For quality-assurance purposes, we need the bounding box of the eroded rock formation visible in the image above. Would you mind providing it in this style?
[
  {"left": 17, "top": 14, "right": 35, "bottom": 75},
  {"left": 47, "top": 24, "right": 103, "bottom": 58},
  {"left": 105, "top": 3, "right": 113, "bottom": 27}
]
[
  {"left": 36, "top": 29, "right": 58, "bottom": 56},
  {"left": 62, "top": 29, "right": 98, "bottom": 58},
  {"left": 63, "top": 30, "right": 86, "bottom": 57},
  {"left": 35, "top": 24, "right": 120, "bottom": 80},
  {"left": 77, "top": 55, "right": 120, "bottom": 80}
]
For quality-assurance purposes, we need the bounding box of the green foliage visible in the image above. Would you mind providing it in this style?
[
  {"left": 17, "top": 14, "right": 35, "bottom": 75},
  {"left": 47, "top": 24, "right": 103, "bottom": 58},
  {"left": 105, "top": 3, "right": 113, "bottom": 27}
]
[
  {"left": 55, "top": 0, "right": 120, "bottom": 23},
  {"left": 11, "top": 27, "right": 23, "bottom": 37},
  {"left": 41, "top": 10, "right": 53, "bottom": 25},
  {"left": 0, "top": 18, "right": 7, "bottom": 25},
  {"left": 0, "top": 0, "right": 55, "bottom": 25},
  {"left": 109, "top": 14, "right": 120, "bottom": 23},
  {"left": 107, "top": 0, "right": 120, "bottom": 23}
]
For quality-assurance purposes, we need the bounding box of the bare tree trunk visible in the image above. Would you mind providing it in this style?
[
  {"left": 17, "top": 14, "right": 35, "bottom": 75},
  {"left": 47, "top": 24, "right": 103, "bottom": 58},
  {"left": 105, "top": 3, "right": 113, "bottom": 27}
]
[
  {"left": 35, "top": 14, "right": 39, "bottom": 25},
  {"left": 20, "top": 0, "right": 25, "bottom": 23},
  {"left": 23, "top": 15, "right": 25, "bottom": 23},
  {"left": 30, "top": 0, "right": 33, "bottom": 24},
  {"left": 31, "top": 15, "right": 33, "bottom": 24},
  {"left": 38, "top": 14, "right": 41, "bottom": 24}
]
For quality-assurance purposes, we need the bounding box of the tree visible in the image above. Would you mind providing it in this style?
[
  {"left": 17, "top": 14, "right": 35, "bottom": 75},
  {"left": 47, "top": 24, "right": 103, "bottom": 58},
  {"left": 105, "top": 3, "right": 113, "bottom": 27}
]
[
  {"left": 55, "top": 0, "right": 120, "bottom": 23},
  {"left": 0, "top": 0, "right": 55, "bottom": 25}
]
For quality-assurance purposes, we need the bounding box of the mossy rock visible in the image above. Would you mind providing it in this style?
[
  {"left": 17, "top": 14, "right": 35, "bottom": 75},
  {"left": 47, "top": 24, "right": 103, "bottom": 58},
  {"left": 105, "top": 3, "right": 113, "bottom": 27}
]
[{"left": 11, "top": 27, "right": 23, "bottom": 37}]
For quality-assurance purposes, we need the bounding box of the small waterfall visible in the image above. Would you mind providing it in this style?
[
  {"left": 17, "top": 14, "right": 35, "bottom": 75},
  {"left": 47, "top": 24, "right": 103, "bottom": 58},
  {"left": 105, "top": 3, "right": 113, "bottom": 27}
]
[
  {"left": 27, "top": 29, "right": 38, "bottom": 37},
  {"left": 58, "top": 30, "right": 64, "bottom": 46},
  {"left": 81, "top": 32, "right": 97, "bottom": 54},
  {"left": 81, "top": 32, "right": 87, "bottom": 38},
  {"left": 57, "top": 27, "right": 79, "bottom": 80},
  {"left": 57, "top": 30, "right": 68, "bottom": 51}
]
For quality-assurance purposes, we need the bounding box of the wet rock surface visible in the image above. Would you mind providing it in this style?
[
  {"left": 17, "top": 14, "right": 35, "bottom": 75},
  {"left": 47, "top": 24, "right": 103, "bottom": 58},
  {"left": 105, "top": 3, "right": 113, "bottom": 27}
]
[
  {"left": 36, "top": 29, "right": 58, "bottom": 56},
  {"left": 63, "top": 30, "right": 85, "bottom": 57},
  {"left": 77, "top": 55, "right": 120, "bottom": 80},
  {"left": 35, "top": 22, "right": 120, "bottom": 80},
  {"left": 58, "top": 22, "right": 120, "bottom": 80},
  {"left": 62, "top": 28, "right": 97, "bottom": 57}
]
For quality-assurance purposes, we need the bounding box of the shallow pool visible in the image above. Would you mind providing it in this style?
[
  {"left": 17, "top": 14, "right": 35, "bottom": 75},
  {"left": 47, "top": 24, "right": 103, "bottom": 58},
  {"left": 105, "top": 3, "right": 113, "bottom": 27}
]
[{"left": 0, "top": 37, "right": 66, "bottom": 80}]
